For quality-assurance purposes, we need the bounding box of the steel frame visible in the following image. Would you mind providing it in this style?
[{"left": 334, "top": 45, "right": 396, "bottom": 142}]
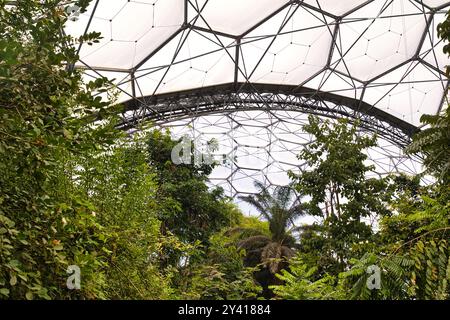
[
  {"left": 74, "top": 0, "right": 449, "bottom": 142},
  {"left": 71, "top": 0, "right": 449, "bottom": 195},
  {"left": 118, "top": 82, "right": 417, "bottom": 147}
]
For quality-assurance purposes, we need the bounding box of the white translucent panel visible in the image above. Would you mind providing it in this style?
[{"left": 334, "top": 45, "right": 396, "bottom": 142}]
[
  {"left": 364, "top": 62, "right": 446, "bottom": 126},
  {"left": 83, "top": 40, "right": 140, "bottom": 69},
  {"left": 333, "top": 0, "right": 429, "bottom": 81},
  {"left": 136, "top": 31, "right": 184, "bottom": 72},
  {"left": 112, "top": 0, "right": 183, "bottom": 41},
  {"left": 366, "top": 138, "right": 422, "bottom": 176},
  {"left": 240, "top": 6, "right": 332, "bottom": 84},
  {"left": 271, "top": 120, "right": 310, "bottom": 144},
  {"left": 302, "top": 70, "right": 365, "bottom": 100},
  {"left": 69, "top": 0, "right": 183, "bottom": 69},
  {"left": 231, "top": 169, "right": 266, "bottom": 193},
  {"left": 419, "top": 12, "right": 449, "bottom": 72},
  {"left": 135, "top": 32, "right": 235, "bottom": 95},
  {"left": 89, "top": 0, "right": 128, "bottom": 20},
  {"left": 158, "top": 52, "right": 234, "bottom": 94},
  {"left": 265, "top": 163, "right": 297, "bottom": 186},
  {"left": 134, "top": 67, "right": 166, "bottom": 98},
  {"left": 234, "top": 147, "right": 268, "bottom": 170},
  {"left": 423, "top": 0, "right": 450, "bottom": 7},
  {"left": 193, "top": 0, "right": 290, "bottom": 35},
  {"left": 232, "top": 128, "right": 271, "bottom": 148},
  {"left": 209, "top": 166, "right": 233, "bottom": 180},
  {"left": 191, "top": 116, "right": 233, "bottom": 134},
  {"left": 82, "top": 70, "right": 132, "bottom": 103},
  {"left": 270, "top": 141, "right": 302, "bottom": 164},
  {"left": 236, "top": 200, "right": 262, "bottom": 216},
  {"left": 303, "top": 0, "right": 367, "bottom": 16},
  {"left": 229, "top": 111, "right": 271, "bottom": 126},
  {"left": 74, "top": 17, "right": 112, "bottom": 66},
  {"left": 172, "top": 32, "right": 235, "bottom": 66}
]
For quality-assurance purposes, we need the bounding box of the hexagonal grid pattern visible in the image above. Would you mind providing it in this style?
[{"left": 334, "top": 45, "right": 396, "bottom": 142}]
[
  {"left": 66, "top": 0, "right": 450, "bottom": 196},
  {"left": 159, "top": 110, "right": 425, "bottom": 198}
]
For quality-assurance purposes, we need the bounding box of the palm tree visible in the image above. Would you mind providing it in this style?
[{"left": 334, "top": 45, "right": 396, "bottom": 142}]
[{"left": 231, "top": 182, "right": 307, "bottom": 297}]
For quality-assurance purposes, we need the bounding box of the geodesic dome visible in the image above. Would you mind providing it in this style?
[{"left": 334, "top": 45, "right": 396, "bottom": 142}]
[{"left": 66, "top": 0, "right": 449, "bottom": 197}]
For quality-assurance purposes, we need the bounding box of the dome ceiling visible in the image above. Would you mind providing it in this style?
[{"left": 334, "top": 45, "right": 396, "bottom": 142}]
[
  {"left": 64, "top": 0, "right": 448, "bottom": 198},
  {"left": 66, "top": 0, "right": 450, "bottom": 128}
]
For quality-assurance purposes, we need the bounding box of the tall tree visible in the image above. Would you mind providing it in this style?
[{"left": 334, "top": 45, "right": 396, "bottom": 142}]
[
  {"left": 290, "top": 116, "right": 390, "bottom": 274},
  {"left": 146, "top": 130, "right": 238, "bottom": 245},
  {"left": 234, "top": 182, "right": 307, "bottom": 297}
]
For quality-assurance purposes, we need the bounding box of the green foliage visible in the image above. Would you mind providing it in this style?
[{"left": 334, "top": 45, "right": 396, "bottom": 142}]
[
  {"left": 0, "top": 0, "right": 118, "bottom": 299},
  {"left": 177, "top": 232, "right": 261, "bottom": 300},
  {"left": 405, "top": 108, "right": 450, "bottom": 184},
  {"left": 234, "top": 182, "right": 306, "bottom": 298},
  {"left": 342, "top": 180, "right": 450, "bottom": 300},
  {"left": 409, "top": 239, "right": 450, "bottom": 300},
  {"left": 437, "top": 9, "right": 450, "bottom": 76},
  {"left": 291, "top": 116, "right": 390, "bottom": 274},
  {"left": 271, "top": 256, "right": 343, "bottom": 300},
  {"left": 71, "top": 137, "right": 176, "bottom": 299},
  {"left": 147, "top": 130, "right": 238, "bottom": 245},
  {"left": 340, "top": 239, "right": 450, "bottom": 300},
  {"left": 339, "top": 252, "right": 412, "bottom": 300}
]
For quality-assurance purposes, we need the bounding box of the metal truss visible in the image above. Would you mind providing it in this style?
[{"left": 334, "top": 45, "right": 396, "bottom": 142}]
[
  {"left": 118, "top": 82, "right": 417, "bottom": 148},
  {"left": 75, "top": 0, "right": 450, "bottom": 132},
  {"left": 70, "top": 0, "right": 449, "bottom": 196}
]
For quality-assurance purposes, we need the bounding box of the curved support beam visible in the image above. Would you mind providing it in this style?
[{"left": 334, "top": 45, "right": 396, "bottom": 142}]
[{"left": 117, "top": 82, "right": 419, "bottom": 147}]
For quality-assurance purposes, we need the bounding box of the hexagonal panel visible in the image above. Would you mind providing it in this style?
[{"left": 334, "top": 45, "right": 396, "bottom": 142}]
[
  {"left": 303, "top": 0, "right": 367, "bottom": 16},
  {"left": 191, "top": 0, "right": 290, "bottom": 36},
  {"left": 71, "top": 0, "right": 184, "bottom": 69},
  {"left": 159, "top": 111, "right": 425, "bottom": 199},
  {"left": 331, "top": 0, "right": 428, "bottom": 81},
  {"left": 239, "top": 4, "right": 332, "bottom": 85}
]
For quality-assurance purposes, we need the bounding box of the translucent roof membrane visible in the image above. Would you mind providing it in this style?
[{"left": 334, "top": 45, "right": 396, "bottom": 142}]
[
  {"left": 66, "top": 1, "right": 448, "bottom": 196},
  {"left": 67, "top": 0, "right": 450, "bottom": 127}
]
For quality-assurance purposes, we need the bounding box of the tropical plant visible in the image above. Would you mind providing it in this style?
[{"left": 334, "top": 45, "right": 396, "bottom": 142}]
[
  {"left": 232, "top": 182, "right": 307, "bottom": 297},
  {"left": 177, "top": 230, "right": 262, "bottom": 300},
  {"left": 0, "top": 0, "right": 118, "bottom": 299},
  {"left": 147, "top": 130, "right": 239, "bottom": 247},
  {"left": 341, "top": 239, "right": 450, "bottom": 300},
  {"left": 270, "top": 255, "right": 343, "bottom": 300},
  {"left": 72, "top": 136, "right": 176, "bottom": 299},
  {"left": 290, "top": 116, "right": 391, "bottom": 274}
]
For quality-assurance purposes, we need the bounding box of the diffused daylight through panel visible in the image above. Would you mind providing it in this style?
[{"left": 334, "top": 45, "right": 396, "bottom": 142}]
[{"left": 66, "top": 0, "right": 449, "bottom": 197}]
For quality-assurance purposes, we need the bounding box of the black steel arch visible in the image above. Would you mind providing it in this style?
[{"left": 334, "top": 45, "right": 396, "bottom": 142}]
[{"left": 117, "top": 82, "right": 418, "bottom": 147}]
